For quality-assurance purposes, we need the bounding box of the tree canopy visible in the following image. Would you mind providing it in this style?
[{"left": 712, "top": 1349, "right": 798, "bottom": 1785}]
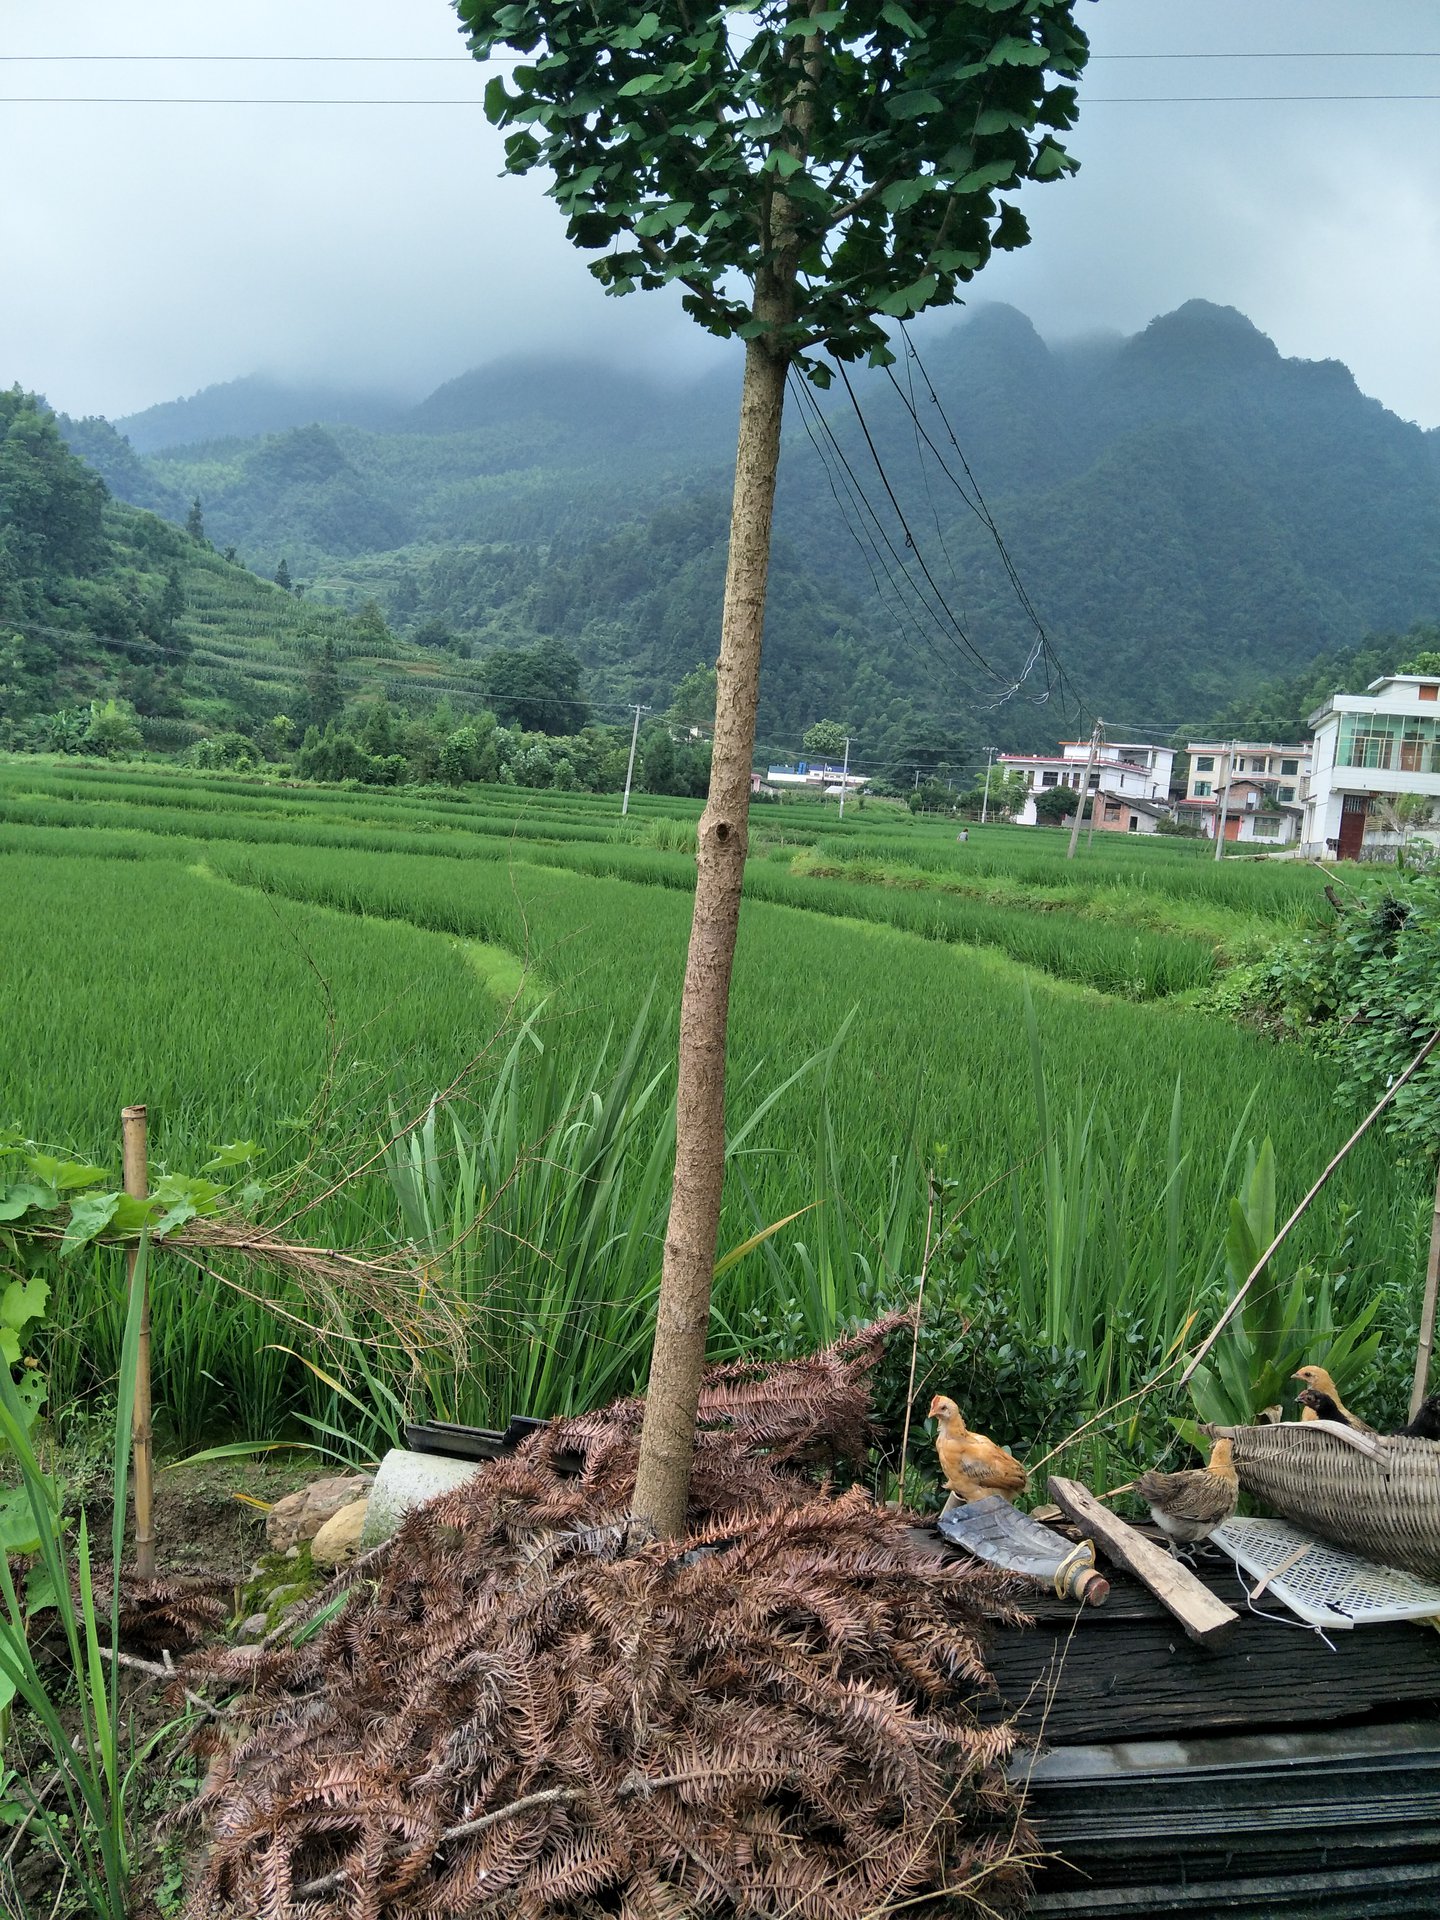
[{"left": 460, "top": 1, "right": 1087, "bottom": 376}]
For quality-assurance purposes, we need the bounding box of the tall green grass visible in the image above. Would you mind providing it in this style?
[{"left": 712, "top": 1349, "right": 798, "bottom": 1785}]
[{"left": 0, "top": 757, "right": 1424, "bottom": 1456}]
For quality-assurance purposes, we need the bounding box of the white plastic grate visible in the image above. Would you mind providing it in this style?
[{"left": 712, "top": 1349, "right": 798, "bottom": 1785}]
[{"left": 1212, "top": 1514, "right": 1440, "bottom": 1629}]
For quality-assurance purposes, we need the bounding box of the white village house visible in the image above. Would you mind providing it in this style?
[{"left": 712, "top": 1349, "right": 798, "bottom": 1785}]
[
  {"left": 1174, "top": 739, "right": 1312, "bottom": 846},
  {"left": 1301, "top": 673, "right": 1440, "bottom": 858},
  {"left": 764, "top": 759, "right": 868, "bottom": 797},
  {"left": 1000, "top": 739, "right": 1174, "bottom": 832}
]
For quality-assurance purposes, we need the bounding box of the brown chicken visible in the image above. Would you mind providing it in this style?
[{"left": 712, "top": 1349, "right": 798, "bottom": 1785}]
[
  {"left": 1132, "top": 1438, "right": 1239, "bottom": 1557},
  {"left": 927, "top": 1395, "right": 1028, "bottom": 1504},
  {"left": 1293, "top": 1365, "right": 1375, "bottom": 1434}
]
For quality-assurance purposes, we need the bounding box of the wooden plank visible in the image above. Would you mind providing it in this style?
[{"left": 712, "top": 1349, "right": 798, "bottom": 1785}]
[
  {"left": 978, "top": 1609, "right": 1440, "bottom": 1745},
  {"left": 1049, "top": 1475, "right": 1242, "bottom": 1651}
]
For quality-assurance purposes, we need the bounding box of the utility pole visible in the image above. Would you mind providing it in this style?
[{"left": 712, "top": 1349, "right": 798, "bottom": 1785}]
[
  {"left": 620, "top": 703, "right": 649, "bottom": 816},
  {"left": 1066, "top": 719, "right": 1103, "bottom": 861},
  {"left": 980, "top": 747, "right": 996, "bottom": 825},
  {"left": 837, "top": 733, "right": 852, "bottom": 820},
  {"left": 1214, "top": 740, "right": 1235, "bottom": 860}
]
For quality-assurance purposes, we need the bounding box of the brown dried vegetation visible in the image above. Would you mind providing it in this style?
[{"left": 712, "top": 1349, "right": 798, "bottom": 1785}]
[{"left": 177, "top": 1321, "right": 1033, "bottom": 1920}]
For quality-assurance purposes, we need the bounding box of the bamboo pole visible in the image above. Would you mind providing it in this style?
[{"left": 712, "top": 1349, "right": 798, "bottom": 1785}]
[
  {"left": 1409, "top": 1157, "right": 1440, "bottom": 1419},
  {"left": 123, "top": 1105, "right": 156, "bottom": 1579},
  {"left": 1180, "top": 1025, "right": 1440, "bottom": 1389}
]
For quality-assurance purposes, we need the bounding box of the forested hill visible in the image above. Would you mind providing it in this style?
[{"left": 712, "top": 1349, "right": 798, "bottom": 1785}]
[
  {"left": 114, "top": 374, "right": 408, "bottom": 452},
  {"left": 44, "top": 299, "right": 1440, "bottom": 761},
  {"left": 0, "top": 390, "right": 492, "bottom": 752}
]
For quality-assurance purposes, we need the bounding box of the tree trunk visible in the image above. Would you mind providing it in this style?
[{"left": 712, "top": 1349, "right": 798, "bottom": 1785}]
[
  {"left": 630, "top": 329, "right": 790, "bottom": 1538},
  {"left": 631, "top": 8, "right": 820, "bottom": 1539}
]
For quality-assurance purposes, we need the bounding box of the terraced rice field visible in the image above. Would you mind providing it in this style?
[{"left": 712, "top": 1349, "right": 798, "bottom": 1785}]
[{"left": 1, "top": 757, "right": 1426, "bottom": 1462}]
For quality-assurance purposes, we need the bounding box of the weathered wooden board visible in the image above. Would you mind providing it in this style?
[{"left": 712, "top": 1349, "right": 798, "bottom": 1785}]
[
  {"left": 978, "top": 1593, "right": 1440, "bottom": 1745},
  {"left": 1049, "top": 1474, "right": 1242, "bottom": 1650}
]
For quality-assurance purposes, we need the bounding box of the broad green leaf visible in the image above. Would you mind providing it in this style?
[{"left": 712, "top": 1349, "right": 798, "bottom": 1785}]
[
  {"left": 874, "top": 273, "right": 938, "bottom": 317},
  {"left": 880, "top": 1, "right": 924, "bottom": 34},
  {"left": 0, "top": 1183, "right": 57, "bottom": 1222},
  {"left": 26, "top": 1155, "right": 108, "bottom": 1191},
  {"left": 202, "top": 1140, "right": 259, "bottom": 1171},
  {"left": 110, "top": 1191, "right": 163, "bottom": 1233},
  {"left": 11, "top": 1367, "right": 45, "bottom": 1434},
  {"left": 0, "top": 1275, "right": 48, "bottom": 1339},
  {"left": 59, "top": 1190, "right": 121, "bottom": 1257},
  {"left": 987, "top": 36, "right": 1050, "bottom": 67},
  {"left": 153, "top": 1197, "right": 198, "bottom": 1238},
  {"left": 887, "top": 89, "right": 943, "bottom": 121},
  {"left": 958, "top": 159, "right": 1018, "bottom": 193},
  {"left": 0, "top": 1485, "right": 44, "bottom": 1557},
  {"left": 24, "top": 1567, "right": 59, "bottom": 1619},
  {"left": 150, "top": 1171, "right": 226, "bottom": 1215},
  {"left": 880, "top": 177, "right": 933, "bottom": 213},
  {"left": 1031, "top": 140, "right": 1071, "bottom": 179}
]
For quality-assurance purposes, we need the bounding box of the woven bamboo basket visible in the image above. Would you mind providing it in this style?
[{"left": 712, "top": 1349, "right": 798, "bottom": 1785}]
[{"left": 1212, "top": 1422, "right": 1440, "bottom": 1580}]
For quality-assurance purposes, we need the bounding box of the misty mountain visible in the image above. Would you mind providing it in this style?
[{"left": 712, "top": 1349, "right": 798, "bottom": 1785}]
[
  {"left": 115, "top": 373, "right": 407, "bottom": 453},
  {"left": 46, "top": 299, "right": 1440, "bottom": 760}
]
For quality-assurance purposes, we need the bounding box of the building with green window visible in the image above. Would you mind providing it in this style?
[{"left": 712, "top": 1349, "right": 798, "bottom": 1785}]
[
  {"left": 1182, "top": 739, "right": 1311, "bottom": 844},
  {"left": 1302, "top": 674, "right": 1440, "bottom": 859}
]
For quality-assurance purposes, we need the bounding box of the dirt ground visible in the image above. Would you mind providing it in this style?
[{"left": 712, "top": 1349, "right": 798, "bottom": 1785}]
[{"left": 6, "top": 1449, "right": 338, "bottom": 1919}]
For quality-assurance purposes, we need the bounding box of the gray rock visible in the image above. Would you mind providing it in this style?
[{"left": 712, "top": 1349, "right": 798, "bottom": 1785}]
[{"left": 265, "top": 1474, "right": 373, "bottom": 1553}]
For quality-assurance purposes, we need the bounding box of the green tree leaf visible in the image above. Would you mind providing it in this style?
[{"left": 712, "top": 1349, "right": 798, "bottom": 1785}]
[
  {"left": 0, "top": 1183, "right": 56, "bottom": 1222},
  {"left": 59, "top": 1190, "right": 122, "bottom": 1256},
  {"left": 26, "top": 1154, "right": 108, "bottom": 1191}
]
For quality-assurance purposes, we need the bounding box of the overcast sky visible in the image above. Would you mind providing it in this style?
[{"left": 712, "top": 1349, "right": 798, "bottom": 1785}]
[{"left": 4, "top": 1, "right": 1439, "bottom": 426}]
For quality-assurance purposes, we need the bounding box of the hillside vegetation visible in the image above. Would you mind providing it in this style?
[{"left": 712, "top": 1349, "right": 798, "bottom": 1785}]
[
  {"left": 43, "top": 299, "right": 1440, "bottom": 766},
  {"left": 1, "top": 387, "right": 499, "bottom": 752}
]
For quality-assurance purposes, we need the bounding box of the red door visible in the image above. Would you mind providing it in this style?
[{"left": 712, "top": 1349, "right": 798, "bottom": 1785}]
[
  {"left": 1224, "top": 814, "right": 1242, "bottom": 841},
  {"left": 1337, "top": 794, "right": 1368, "bottom": 860}
]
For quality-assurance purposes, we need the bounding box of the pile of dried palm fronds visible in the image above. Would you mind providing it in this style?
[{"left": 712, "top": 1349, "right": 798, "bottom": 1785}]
[{"left": 178, "top": 1321, "right": 1035, "bottom": 1920}]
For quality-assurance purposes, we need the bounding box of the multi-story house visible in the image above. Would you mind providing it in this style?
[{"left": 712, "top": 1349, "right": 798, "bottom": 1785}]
[
  {"left": 1001, "top": 740, "right": 1175, "bottom": 831},
  {"left": 1178, "top": 740, "right": 1312, "bottom": 845},
  {"left": 1301, "top": 674, "right": 1440, "bottom": 858}
]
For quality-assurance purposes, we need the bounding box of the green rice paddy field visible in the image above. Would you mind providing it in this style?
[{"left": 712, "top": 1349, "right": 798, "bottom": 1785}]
[{"left": 0, "top": 757, "right": 1428, "bottom": 1461}]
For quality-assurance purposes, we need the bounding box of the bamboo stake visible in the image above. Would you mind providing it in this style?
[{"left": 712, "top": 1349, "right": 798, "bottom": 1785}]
[
  {"left": 122, "top": 1105, "right": 156, "bottom": 1579},
  {"left": 895, "top": 1176, "right": 938, "bottom": 1508},
  {"left": 1410, "top": 1156, "right": 1440, "bottom": 1420},
  {"left": 1180, "top": 1025, "right": 1440, "bottom": 1390}
]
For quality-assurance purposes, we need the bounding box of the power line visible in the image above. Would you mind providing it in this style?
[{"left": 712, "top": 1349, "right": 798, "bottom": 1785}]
[
  {"left": 5, "top": 49, "right": 1440, "bottom": 62},
  {"left": 888, "top": 325, "right": 1088, "bottom": 724},
  {"left": 786, "top": 369, "right": 992, "bottom": 695},
  {"left": 8, "top": 91, "right": 1440, "bottom": 106}
]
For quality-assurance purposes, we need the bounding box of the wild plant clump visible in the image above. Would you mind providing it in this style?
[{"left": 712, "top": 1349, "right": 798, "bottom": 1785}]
[{"left": 178, "top": 1322, "right": 1033, "bottom": 1920}]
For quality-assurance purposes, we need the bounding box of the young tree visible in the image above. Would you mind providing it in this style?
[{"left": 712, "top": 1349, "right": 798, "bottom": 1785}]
[
  {"left": 274, "top": 558, "right": 293, "bottom": 593},
  {"left": 1032, "top": 781, "right": 1078, "bottom": 825},
  {"left": 303, "top": 637, "right": 343, "bottom": 730},
  {"left": 667, "top": 661, "right": 718, "bottom": 733},
  {"left": 460, "top": 0, "right": 1088, "bottom": 1535},
  {"left": 802, "top": 717, "right": 847, "bottom": 760},
  {"left": 185, "top": 496, "right": 206, "bottom": 543}
]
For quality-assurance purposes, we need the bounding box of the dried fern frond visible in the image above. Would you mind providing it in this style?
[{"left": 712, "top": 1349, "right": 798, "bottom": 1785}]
[{"left": 181, "top": 1320, "right": 1030, "bottom": 1920}]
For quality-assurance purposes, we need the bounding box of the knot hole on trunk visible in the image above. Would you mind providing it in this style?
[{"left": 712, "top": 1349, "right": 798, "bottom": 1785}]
[{"left": 714, "top": 821, "right": 731, "bottom": 843}]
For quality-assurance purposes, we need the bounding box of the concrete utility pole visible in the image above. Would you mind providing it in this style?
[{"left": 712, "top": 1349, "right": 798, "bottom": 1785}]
[
  {"left": 620, "top": 703, "right": 649, "bottom": 816},
  {"left": 980, "top": 747, "right": 996, "bottom": 824},
  {"left": 1066, "top": 719, "right": 1103, "bottom": 861},
  {"left": 1214, "top": 741, "right": 1235, "bottom": 860},
  {"left": 837, "top": 734, "right": 852, "bottom": 819}
]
